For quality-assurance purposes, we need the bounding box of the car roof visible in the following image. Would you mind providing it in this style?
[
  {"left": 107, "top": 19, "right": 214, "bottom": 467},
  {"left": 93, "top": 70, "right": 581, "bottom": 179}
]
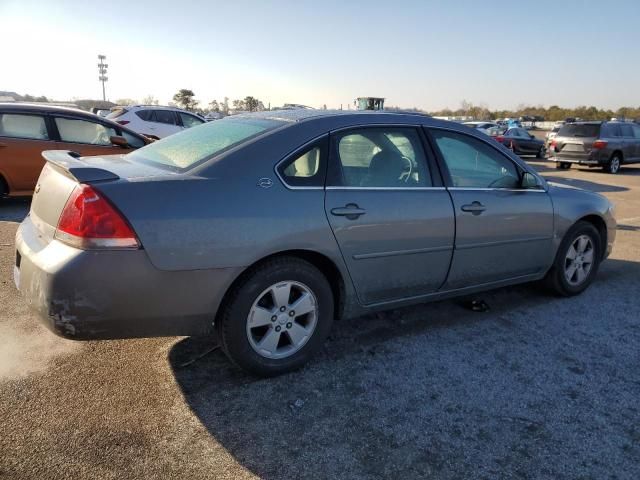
[
  {"left": 230, "top": 109, "right": 435, "bottom": 125},
  {"left": 0, "top": 102, "right": 146, "bottom": 138}
]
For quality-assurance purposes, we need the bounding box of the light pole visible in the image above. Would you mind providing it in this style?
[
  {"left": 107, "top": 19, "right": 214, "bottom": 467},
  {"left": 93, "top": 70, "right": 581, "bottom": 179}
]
[{"left": 97, "top": 54, "right": 108, "bottom": 101}]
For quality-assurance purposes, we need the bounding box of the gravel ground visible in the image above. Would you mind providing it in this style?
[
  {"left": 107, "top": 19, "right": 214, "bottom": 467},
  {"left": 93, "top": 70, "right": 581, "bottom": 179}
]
[{"left": 1, "top": 162, "right": 639, "bottom": 479}]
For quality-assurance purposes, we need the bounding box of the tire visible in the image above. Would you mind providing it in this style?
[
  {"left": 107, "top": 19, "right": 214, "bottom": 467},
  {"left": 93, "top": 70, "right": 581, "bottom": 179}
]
[
  {"left": 604, "top": 154, "right": 621, "bottom": 174},
  {"left": 0, "top": 176, "right": 7, "bottom": 198},
  {"left": 217, "top": 257, "right": 334, "bottom": 376},
  {"left": 556, "top": 162, "right": 571, "bottom": 169},
  {"left": 544, "top": 221, "right": 601, "bottom": 296},
  {"left": 536, "top": 147, "right": 545, "bottom": 159}
]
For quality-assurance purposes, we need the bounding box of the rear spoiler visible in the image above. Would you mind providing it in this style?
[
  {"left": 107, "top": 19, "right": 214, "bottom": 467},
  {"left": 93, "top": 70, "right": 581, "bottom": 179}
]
[{"left": 42, "top": 150, "right": 120, "bottom": 183}]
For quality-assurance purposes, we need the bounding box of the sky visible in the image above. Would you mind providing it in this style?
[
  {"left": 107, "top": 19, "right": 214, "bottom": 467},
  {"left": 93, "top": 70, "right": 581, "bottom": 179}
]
[{"left": 2, "top": 0, "right": 639, "bottom": 111}]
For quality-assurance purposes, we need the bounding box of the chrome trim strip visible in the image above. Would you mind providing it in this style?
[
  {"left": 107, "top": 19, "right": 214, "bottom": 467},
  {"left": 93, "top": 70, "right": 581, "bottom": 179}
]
[
  {"left": 329, "top": 123, "right": 423, "bottom": 134},
  {"left": 273, "top": 134, "right": 328, "bottom": 191},
  {"left": 353, "top": 245, "right": 453, "bottom": 260},
  {"left": 326, "top": 186, "right": 447, "bottom": 191},
  {"left": 448, "top": 187, "right": 546, "bottom": 192},
  {"left": 456, "top": 236, "right": 553, "bottom": 250}
]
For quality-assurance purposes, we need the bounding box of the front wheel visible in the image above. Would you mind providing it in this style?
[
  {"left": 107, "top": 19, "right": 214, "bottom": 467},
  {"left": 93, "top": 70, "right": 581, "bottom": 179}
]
[
  {"left": 544, "top": 221, "right": 601, "bottom": 296},
  {"left": 604, "top": 154, "right": 621, "bottom": 174},
  {"left": 556, "top": 162, "right": 572, "bottom": 169},
  {"left": 217, "top": 257, "right": 334, "bottom": 376}
]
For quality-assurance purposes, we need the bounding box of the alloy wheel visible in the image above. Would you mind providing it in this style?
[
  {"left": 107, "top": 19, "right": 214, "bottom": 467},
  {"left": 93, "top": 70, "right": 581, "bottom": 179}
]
[
  {"left": 564, "top": 235, "right": 594, "bottom": 286},
  {"left": 246, "top": 281, "right": 318, "bottom": 359}
]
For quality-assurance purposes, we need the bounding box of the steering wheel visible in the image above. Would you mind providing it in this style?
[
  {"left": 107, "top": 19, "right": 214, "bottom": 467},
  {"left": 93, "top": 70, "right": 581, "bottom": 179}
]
[
  {"left": 399, "top": 156, "right": 413, "bottom": 182},
  {"left": 487, "top": 170, "right": 516, "bottom": 188}
]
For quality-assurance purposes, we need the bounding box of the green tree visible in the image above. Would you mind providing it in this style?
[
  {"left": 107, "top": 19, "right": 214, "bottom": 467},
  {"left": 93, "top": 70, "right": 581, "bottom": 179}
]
[
  {"left": 208, "top": 100, "right": 220, "bottom": 112},
  {"left": 173, "top": 89, "right": 197, "bottom": 111},
  {"left": 244, "top": 96, "right": 260, "bottom": 112}
]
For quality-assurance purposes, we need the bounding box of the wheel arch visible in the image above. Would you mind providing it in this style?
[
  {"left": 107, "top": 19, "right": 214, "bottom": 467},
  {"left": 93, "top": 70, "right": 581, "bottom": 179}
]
[
  {"left": 576, "top": 214, "right": 607, "bottom": 260},
  {"left": 610, "top": 149, "right": 624, "bottom": 162},
  {"left": 215, "top": 249, "right": 348, "bottom": 327}
]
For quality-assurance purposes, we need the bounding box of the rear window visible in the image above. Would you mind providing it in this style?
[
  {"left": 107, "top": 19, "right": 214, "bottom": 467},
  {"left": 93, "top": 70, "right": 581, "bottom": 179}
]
[
  {"left": 127, "top": 118, "right": 284, "bottom": 171},
  {"left": 107, "top": 108, "right": 128, "bottom": 119},
  {"left": 557, "top": 124, "right": 600, "bottom": 138}
]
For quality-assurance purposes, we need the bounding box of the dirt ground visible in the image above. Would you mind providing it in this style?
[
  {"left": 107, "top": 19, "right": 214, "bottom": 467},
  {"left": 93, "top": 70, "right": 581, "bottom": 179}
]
[{"left": 1, "top": 159, "right": 639, "bottom": 479}]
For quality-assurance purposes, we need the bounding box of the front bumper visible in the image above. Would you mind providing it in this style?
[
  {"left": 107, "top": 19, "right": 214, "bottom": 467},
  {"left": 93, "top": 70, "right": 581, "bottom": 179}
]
[{"left": 14, "top": 216, "right": 242, "bottom": 340}]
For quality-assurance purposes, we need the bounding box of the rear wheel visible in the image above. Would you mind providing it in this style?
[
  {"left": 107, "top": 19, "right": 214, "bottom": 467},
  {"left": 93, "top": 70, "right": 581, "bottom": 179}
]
[
  {"left": 604, "top": 154, "right": 621, "bottom": 174},
  {"left": 536, "top": 147, "right": 545, "bottom": 159},
  {"left": 544, "top": 221, "right": 601, "bottom": 296},
  {"left": 217, "top": 257, "right": 334, "bottom": 376},
  {"left": 0, "top": 176, "right": 7, "bottom": 199}
]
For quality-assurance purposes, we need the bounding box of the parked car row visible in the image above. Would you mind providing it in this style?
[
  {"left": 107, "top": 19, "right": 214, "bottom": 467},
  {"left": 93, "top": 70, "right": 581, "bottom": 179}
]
[{"left": 0, "top": 103, "right": 151, "bottom": 197}]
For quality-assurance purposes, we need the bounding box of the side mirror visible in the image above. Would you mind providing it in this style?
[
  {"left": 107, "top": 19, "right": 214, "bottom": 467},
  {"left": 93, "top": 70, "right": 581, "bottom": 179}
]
[
  {"left": 521, "top": 172, "right": 541, "bottom": 189},
  {"left": 109, "top": 135, "right": 129, "bottom": 148}
]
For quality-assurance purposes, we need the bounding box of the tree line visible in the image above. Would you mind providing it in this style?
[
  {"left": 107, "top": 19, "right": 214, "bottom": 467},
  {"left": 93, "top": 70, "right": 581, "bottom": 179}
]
[{"left": 426, "top": 100, "right": 640, "bottom": 122}]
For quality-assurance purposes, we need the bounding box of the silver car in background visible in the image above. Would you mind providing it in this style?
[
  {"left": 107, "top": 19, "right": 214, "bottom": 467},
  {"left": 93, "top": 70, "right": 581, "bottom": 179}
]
[
  {"left": 14, "top": 110, "right": 616, "bottom": 376},
  {"left": 551, "top": 121, "right": 640, "bottom": 173}
]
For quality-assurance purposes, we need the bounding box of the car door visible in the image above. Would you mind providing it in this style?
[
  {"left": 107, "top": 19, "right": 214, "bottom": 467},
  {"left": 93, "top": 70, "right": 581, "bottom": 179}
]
[
  {"left": 427, "top": 128, "right": 554, "bottom": 289},
  {"left": 324, "top": 126, "right": 455, "bottom": 305},
  {"left": 619, "top": 124, "right": 637, "bottom": 162},
  {"left": 52, "top": 116, "right": 129, "bottom": 156},
  {"left": 631, "top": 124, "right": 640, "bottom": 163},
  {"left": 0, "top": 112, "right": 56, "bottom": 194}
]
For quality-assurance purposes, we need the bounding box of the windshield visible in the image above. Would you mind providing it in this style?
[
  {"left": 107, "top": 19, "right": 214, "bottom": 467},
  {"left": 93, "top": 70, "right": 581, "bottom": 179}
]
[
  {"left": 127, "top": 117, "right": 284, "bottom": 171},
  {"left": 558, "top": 124, "right": 600, "bottom": 138}
]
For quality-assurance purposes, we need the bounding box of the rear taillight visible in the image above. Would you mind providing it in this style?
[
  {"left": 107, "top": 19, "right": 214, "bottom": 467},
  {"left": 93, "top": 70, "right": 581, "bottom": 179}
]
[
  {"left": 495, "top": 135, "right": 505, "bottom": 143},
  {"left": 55, "top": 184, "right": 140, "bottom": 249},
  {"left": 592, "top": 140, "right": 608, "bottom": 149},
  {"left": 116, "top": 120, "right": 130, "bottom": 125}
]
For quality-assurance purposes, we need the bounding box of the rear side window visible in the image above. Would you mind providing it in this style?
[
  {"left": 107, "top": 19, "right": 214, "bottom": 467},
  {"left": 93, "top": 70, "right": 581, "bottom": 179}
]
[
  {"left": 55, "top": 117, "right": 117, "bottom": 145},
  {"left": 127, "top": 118, "right": 284, "bottom": 171},
  {"left": 632, "top": 125, "right": 640, "bottom": 139},
  {"left": 558, "top": 124, "right": 600, "bottom": 138},
  {"left": 135, "top": 110, "right": 153, "bottom": 121},
  {"left": 620, "top": 124, "right": 634, "bottom": 137},
  {"left": 120, "top": 130, "right": 145, "bottom": 148},
  {"left": 601, "top": 123, "right": 622, "bottom": 138},
  {"left": 278, "top": 139, "right": 326, "bottom": 187},
  {"left": 153, "top": 110, "right": 176, "bottom": 125},
  {"left": 0, "top": 113, "right": 49, "bottom": 140}
]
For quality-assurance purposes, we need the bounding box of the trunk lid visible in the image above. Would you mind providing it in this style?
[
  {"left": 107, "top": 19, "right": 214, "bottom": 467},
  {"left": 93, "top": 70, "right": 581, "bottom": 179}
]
[{"left": 30, "top": 150, "right": 174, "bottom": 241}]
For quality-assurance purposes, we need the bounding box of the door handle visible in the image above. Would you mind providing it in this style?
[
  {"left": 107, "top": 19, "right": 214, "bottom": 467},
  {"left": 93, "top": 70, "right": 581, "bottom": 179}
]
[
  {"left": 461, "top": 201, "right": 486, "bottom": 215},
  {"left": 331, "top": 203, "right": 366, "bottom": 220}
]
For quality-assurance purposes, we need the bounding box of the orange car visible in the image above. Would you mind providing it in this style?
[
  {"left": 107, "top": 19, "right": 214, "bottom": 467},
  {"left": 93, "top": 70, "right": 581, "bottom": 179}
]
[{"left": 0, "top": 103, "right": 151, "bottom": 197}]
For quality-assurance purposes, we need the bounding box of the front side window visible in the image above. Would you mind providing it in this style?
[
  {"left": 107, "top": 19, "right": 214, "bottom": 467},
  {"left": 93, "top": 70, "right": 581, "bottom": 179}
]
[
  {"left": 430, "top": 130, "right": 521, "bottom": 189},
  {"left": 55, "top": 117, "right": 116, "bottom": 145},
  {"left": 333, "top": 128, "right": 431, "bottom": 188},
  {"left": 179, "top": 112, "right": 204, "bottom": 129},
  {"left": 0, "top": 114, "right": 49, "bottom": 140},
  {"left": 153, "top": 110, "right": 176, "bottom": 125},
  {"left": 632, "top": 124, "right": 640, "bottom": 139}
]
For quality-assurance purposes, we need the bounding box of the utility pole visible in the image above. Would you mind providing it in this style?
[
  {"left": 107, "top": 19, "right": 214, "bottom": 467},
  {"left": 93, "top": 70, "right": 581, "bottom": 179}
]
[{"left": 97, "top": 55, "right": 108, "bottom": 101}]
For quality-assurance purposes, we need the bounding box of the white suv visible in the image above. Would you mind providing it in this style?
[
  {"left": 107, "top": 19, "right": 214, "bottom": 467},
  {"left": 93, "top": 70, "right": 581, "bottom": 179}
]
[{"left": 107, "top": 105, "right": 205, "bottom": 138}]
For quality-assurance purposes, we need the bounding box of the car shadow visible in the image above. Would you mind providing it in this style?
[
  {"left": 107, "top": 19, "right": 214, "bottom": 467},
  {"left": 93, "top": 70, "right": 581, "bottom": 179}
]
[
  {"left": 0, "top": 197, "right": 31, "bottom": 223},
  {"left": 169, "top": 258, "right": 640, "bottom": 479}
]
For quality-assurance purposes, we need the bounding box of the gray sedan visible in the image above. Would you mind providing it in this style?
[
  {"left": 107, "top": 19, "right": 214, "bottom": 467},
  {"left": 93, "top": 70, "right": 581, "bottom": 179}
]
[{"left": 14, "top": 110, "right": 616, "bottom": 376}]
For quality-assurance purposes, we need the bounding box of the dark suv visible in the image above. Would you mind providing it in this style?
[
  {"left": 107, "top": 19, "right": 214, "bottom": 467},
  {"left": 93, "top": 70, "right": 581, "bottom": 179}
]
[{"left": 550, "top": 121, "right": 640, "bottom": 174}]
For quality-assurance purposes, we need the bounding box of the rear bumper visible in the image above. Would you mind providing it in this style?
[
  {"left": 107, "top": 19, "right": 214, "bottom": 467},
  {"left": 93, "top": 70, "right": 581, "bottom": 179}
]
[
  {"left": 14, "top": 216, "right": 242, "bottom": 340},
  {"left": 551, "top": 152, "right": 605, "bottom": 165}
]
